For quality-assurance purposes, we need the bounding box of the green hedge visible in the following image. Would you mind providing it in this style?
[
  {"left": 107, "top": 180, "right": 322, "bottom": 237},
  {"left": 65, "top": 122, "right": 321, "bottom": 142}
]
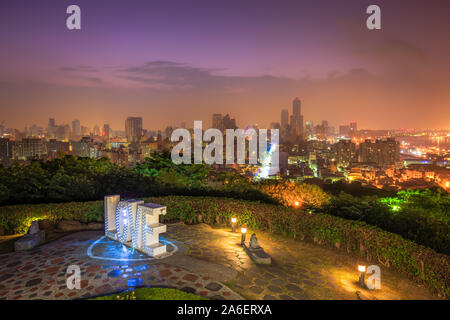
[
  {"left": 0, "top": 196, "right": 448, "bottom": 298},
  {"left": 0, "top": 201, "right": 104, "bottom": 234}
]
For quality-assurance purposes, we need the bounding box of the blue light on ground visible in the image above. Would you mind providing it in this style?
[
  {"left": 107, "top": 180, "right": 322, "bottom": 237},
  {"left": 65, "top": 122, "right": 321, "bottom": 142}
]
[
  {"left": 134, "top": 264, "right": 149, "bottom": 272},
  {"left": 127, "top": 278, "right": 143, "bottom": 287},
  {"left": 107, "top": 269, "right": 123, "bottom": 277}
]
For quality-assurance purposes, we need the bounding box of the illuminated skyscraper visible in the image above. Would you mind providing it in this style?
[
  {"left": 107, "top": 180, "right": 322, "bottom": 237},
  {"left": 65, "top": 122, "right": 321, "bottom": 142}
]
[{"left": 125, "top": 117, "right": 143, "bottom": 142}]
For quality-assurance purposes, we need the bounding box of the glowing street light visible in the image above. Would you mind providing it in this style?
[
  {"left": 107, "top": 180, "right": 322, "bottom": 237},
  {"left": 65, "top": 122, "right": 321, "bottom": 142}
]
[
  {"left": 358, "top": 265, "right": 366, "bottom": 287},
  {"left": 241, "top": 227, "right": 247, "bottom": 245},
  {"left": 294, "top": 201, "right": 300, "bottom": 207},
  {"left": 231, "top": 217, "right": 237, "bottom": 233}
]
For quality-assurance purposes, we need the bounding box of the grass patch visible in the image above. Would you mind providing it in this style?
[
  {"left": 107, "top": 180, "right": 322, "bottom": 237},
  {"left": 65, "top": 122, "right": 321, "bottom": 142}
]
[{"left": 91, "top": 287, "right": 208, "bottom": 300}]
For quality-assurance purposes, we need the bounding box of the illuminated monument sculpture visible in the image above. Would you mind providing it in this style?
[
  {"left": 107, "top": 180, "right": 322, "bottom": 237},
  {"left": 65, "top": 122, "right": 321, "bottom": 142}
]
[{"left": 104, "top": 195, "right": 167, "bottom": 256}]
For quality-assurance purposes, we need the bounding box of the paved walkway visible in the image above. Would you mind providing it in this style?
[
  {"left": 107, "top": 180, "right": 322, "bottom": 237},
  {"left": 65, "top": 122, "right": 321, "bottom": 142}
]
[
  {"left": 0, "top": 223, "right": 437, "bottom": 300},
  {"left": 0, "top": 230, "right": 242, "bottom": 300},
  {"left": 166, "top": 223, "right": 436, "bottom": 300}
]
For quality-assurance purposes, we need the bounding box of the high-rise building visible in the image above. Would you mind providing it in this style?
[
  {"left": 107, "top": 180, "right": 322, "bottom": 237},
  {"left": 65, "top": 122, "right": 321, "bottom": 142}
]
[
  {"left": 339, "top": 125, "right": 350, "bottom": 137},
  {"left": 349, "top": 122, "right": 357, "bottom": 136},
  {"left": 72, "top": 120, "right": 81, "bottom": 138},
  {"left": 270, "top": 122, "right": 281, "bottom": 130},
  {"left": 93, "top": 125, "right": 101, "bottom": 136},
  {"left": 212, "top": 113, "right": 223, "bottom": 131},
  {"left": 165, "top": 126, "right": 174, "bottom": 140},
  {"left": 333, "top": 140, "right": 357, "bottom": 167},
  {"left": 14, "top": 138, "right": 45, "bottom": 160},
  {"left": 293, "top": 97, "right": 301, "bottom": 118},
  {"left": 291, "top": 97, "right": 304, "bottom": 137},
  {"left": 0, "top": 138, "right": 13, "bottom": 163},
  {"left": 103, "top": 124, "right": 111, "bottom": 140},
  {"left": 305, "top": 121, "right": 314, "bottom": 137},
  {"left": 222, "top": 114, "right": 237, "bottom": 130},
  {"left": 47, "top": 118, "right": 55, "bottom": 138},
  {"left": 125, "top": 117, "right": 143, "bottom": 142},
  {"left": 359, "top": 138, "right": 399, "bottom": 166},
  {"left": 281, "top": 109, "right": 289, "bottom": 129},
  {"left": 55, "top": 125, "right": 71, "bottom": 141},
  {"left": 72, "top": 137, "right": 93, "bottom": 158}
]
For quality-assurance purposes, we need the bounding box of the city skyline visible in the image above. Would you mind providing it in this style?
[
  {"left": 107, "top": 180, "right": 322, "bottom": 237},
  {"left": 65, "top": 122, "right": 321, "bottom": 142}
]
[{"left": 1, "top": 0, "right": 450, "bottom": 130}]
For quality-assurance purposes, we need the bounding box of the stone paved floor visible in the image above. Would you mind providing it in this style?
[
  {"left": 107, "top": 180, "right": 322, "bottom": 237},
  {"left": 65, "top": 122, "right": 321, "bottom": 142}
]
[
  {"left": 166, "top": 223, "right": 437, "bottom": 300},
  {"left": 0, "top": 223, "right": 437, "bottom": 300},
  {"left": 0, "top": 230, "right": 242, "bottom": 300}
]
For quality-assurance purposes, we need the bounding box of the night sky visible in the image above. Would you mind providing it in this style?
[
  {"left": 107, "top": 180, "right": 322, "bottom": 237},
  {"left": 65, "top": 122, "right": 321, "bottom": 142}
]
[{"left": 1, "top": 0, "right": 449, "bottom": 131}]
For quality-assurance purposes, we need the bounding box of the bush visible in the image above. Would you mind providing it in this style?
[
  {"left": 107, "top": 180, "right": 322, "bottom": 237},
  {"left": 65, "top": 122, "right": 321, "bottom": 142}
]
[
  {"left": 147, "top": 196, "right": 449, "bottom": 298},
  {"left": 0, "top": 201, "right": 103, "bottom": 234},
  {"left": 1, "top": 196, "right": 448, "bottom": 298},
  {"left": 323, "top": 192, "right": 450, "bottom": 255},
  {"left": 253, "top": 180, "right": 331, "bottom": 209}
]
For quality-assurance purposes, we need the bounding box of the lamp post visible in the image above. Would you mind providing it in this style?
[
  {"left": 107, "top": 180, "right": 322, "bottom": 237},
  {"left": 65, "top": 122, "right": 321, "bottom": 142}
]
[
  {"left": 358, "top": 265, "right": 366, "bottom": 288},
  {"left": 231, "top": 217, "right": 237, "bottom": 233},
  {"left": 241, "top": 227, "right": 247, "bottom": 246}
]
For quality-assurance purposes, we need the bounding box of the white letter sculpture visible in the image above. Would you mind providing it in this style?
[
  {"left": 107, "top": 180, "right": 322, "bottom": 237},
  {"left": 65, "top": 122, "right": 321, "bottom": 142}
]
[{"left": 104, "top": 195, "right": 167, "bottom": 256}]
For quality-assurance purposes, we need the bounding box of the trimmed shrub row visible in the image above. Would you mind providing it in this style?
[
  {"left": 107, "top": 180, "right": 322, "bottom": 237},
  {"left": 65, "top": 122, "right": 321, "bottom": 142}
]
[{"left": 0, "top": 196, "right": 448, "bottom": 298}]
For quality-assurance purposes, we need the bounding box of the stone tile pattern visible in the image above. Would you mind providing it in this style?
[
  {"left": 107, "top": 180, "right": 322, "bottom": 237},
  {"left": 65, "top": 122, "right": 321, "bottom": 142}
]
[
  {"left": 0, "top": 231, "right": 241, "bottom": 300},
  {"left": 166, "top": 223, "right": 336, "bottom": 300}
]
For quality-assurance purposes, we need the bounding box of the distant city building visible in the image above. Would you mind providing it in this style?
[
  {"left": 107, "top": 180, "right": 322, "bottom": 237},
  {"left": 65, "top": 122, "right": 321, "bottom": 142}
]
[
  {"left": 125, "top": 117, "right": 143, "bottom": 142},
  {"left": 270, "top": 122, "right": 281, "bottom": 130},
  {"left": 47, "top": 118, "right": 55, "bottom": 138},
  {"left": 291, "top": 97, "right": 303, "bottom": 137},
  {"left": 14, "top": 138, "right": 45, "bottom": 160},
  {"left": 305, "top": 121, "right": 314, "bottom": 137},
  {"left": 46, "top": 139, "right": 70, "bottom": 159},
  {"left": 212, "top": 113, "right": 237, "bottom": 132},
  {"left": 212, "top": 113, "right": 223, "bottom": 131},
  {"left": 359, "top": 138, "right": 400, "bottom": 166},
  {"left": 103, "top": 124, "right": 111, "bottom": 140},
  {"left": 280, "top": 109, "right": 289, "bottom": 140},
  {"left": 0, "top": 138, "right": 13, "bottom": 163},
  {"left": 222, "top": 114, "right": 237, "bottom": 130},
  {"left": 71, "top": 137, "right": 92, "bottom": 158},
  {"left": 349, "top": 121, "right": 357, "bottom": 136},
  {"left": 72, "top": 120, "right": 81, "bottom": 138},
  {"left": 333, "top": 140, "right": 357, "bottom": 167},
  {"left": 165, "top": 126, "right": 174, "bottom": 140},
  {"left": 293, "top": 97, "right": 301, "bottom": 118},
  {"left": 93, "top": 125, "right": 101, "bottom": 136},
  {"left": 55, "top": 125, "right": 71, "bottom": 141},
  {"left": 339, "top": 125, "right": 350, "bottom": 137}
]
